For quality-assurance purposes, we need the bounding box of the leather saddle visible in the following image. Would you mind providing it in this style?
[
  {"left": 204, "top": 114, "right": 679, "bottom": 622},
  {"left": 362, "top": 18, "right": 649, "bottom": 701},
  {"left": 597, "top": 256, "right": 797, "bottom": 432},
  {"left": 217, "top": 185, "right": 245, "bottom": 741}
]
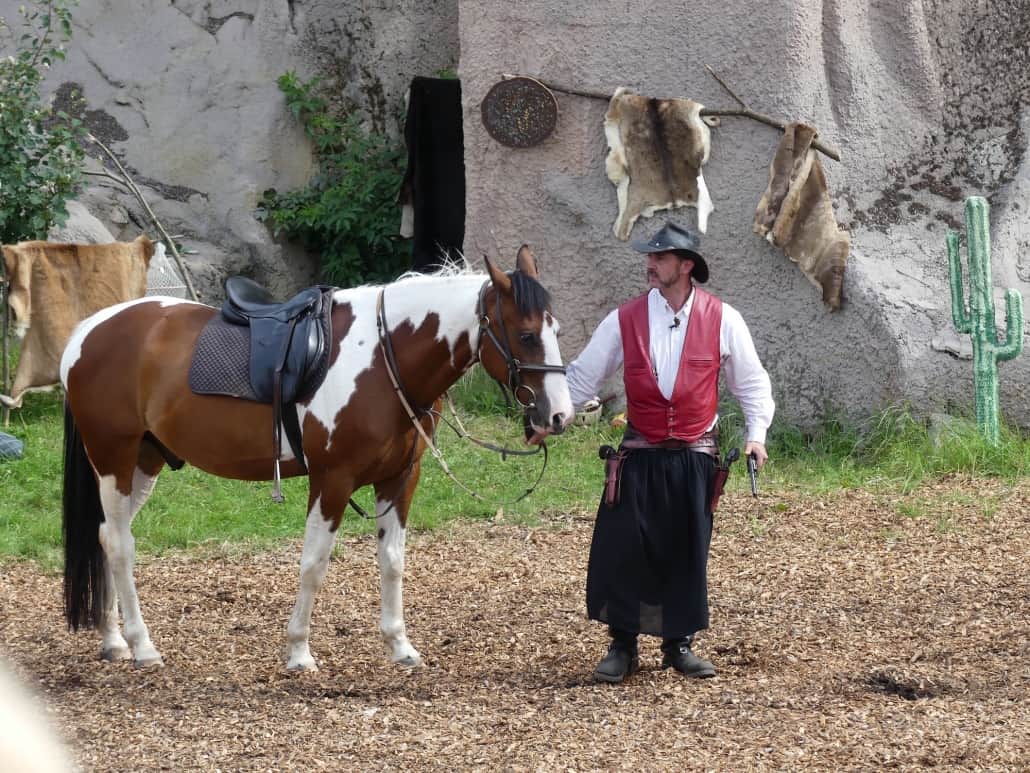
[{"left": 221, "top": 276, "right": 334, "bottom": 497}]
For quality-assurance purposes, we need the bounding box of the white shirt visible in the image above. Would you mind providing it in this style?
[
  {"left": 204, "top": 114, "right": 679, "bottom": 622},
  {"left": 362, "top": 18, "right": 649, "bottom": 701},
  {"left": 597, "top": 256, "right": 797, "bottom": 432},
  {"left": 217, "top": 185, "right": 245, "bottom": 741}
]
[{"left": 566, "top": 287, "right": 775, "bottom": 444}]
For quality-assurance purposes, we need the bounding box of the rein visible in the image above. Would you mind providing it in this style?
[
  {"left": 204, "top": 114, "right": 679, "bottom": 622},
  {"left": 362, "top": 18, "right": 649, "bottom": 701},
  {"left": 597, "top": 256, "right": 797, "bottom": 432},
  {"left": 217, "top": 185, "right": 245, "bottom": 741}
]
[{"left": 361, "top": 281, "right": 557, "bottom": 518}]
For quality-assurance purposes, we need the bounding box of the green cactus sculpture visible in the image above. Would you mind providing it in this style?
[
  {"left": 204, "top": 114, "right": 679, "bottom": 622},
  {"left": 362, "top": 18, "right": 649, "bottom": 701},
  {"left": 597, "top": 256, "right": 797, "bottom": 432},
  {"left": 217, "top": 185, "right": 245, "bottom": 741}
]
[{"left": 947, "top": 196, "right": 1024, "bottom": 445}]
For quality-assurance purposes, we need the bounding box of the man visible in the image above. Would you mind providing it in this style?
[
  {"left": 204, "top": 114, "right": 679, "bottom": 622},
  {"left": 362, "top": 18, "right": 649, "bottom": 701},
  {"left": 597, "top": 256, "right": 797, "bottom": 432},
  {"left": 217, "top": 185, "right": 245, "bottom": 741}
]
[{"left": 566, "top": 221, "right": 774, "bottom": 683}]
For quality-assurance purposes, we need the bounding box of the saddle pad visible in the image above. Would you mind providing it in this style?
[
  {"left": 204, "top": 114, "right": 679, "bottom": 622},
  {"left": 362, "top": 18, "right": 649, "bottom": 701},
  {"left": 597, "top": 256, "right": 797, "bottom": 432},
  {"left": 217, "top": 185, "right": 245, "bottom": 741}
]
[{"left": 188, "top": 316, "right": 259, "bottom": 401}]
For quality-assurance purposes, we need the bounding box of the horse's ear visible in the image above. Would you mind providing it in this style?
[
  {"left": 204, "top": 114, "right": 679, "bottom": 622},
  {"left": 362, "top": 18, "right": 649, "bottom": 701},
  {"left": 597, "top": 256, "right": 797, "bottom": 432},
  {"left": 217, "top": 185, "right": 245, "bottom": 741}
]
[
  {"left": 484, "top": 254, "right": 512, "bottom": 295},
  {"left": 515, "top": 245, "right": 539, "bottom": 278}
]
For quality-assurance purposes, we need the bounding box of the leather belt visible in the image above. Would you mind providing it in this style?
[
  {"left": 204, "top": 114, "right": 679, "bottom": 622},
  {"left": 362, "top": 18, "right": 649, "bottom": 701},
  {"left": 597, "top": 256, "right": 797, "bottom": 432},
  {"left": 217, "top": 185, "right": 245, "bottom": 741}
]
[{"left": 619, "top": 429, "right": 719, "bottom": 458}]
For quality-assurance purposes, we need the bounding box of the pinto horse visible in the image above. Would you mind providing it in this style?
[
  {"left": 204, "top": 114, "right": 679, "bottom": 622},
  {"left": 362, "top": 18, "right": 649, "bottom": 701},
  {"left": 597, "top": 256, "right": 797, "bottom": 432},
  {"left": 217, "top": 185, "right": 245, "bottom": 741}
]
[{"left": 61, "top": 248, "right": 572, "bottom": 671}]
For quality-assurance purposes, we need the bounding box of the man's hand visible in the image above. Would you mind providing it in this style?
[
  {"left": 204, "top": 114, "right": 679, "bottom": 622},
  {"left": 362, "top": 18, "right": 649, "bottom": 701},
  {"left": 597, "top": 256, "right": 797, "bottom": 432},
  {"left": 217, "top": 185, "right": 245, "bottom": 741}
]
[{"left": 744, "top": 441, "right": 768, "bottom": 469}]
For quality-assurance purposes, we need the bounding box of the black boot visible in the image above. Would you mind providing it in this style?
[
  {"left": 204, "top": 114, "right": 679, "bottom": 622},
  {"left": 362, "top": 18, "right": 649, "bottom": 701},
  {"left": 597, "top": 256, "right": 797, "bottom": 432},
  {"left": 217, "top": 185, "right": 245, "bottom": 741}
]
[
  {"left": 661, "top": 637, "right": 715, "bottom": 678},
  {"left": 593, "top": 633, "right": 639, "bottom": 684}
]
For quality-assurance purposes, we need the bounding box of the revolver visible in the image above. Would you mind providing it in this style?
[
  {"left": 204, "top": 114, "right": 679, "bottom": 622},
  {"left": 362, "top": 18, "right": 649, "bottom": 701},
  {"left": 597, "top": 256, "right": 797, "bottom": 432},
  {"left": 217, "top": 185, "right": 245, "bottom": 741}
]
[{"left": 746, "top": 452, "right": 759, "bottom": 498}]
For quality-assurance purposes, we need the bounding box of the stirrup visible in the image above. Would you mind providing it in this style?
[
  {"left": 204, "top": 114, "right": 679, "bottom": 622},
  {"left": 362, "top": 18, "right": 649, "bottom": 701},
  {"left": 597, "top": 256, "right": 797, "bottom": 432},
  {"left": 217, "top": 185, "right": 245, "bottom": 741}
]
[{"left": 271, "top": 458, "right": 284, "bottom": 503}]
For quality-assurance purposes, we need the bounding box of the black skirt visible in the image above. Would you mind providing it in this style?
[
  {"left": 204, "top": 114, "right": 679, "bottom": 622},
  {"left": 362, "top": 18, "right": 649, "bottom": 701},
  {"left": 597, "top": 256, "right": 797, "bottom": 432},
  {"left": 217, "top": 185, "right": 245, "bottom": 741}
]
[{"left": 586, "top": 448, "right": 716, "bottom": 639}]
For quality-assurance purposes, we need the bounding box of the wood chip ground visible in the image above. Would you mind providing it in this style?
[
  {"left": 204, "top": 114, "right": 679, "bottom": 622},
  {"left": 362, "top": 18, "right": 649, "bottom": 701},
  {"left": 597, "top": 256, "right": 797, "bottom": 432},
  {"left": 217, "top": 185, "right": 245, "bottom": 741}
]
[{"left": 2, "top": 476, "right": 1027, "bottom": 771}]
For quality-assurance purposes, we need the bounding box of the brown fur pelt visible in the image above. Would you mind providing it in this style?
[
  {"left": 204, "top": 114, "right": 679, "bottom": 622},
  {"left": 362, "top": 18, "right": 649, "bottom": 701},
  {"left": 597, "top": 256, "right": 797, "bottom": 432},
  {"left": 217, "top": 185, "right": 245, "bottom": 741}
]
[
  {"left": 604, "top": 87, "right": 713, "bottom": 240},
  {"left": 1, "top": 235, "right": 154, "bottom": 407},
  {"left": 754, "top": 123, "right": 849, "bottom": 310}
]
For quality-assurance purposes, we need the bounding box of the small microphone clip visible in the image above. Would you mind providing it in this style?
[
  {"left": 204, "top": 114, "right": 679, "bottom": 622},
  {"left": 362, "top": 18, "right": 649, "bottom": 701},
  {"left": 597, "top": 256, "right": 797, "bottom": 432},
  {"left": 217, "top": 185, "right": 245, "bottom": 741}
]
[{"left": 669, "top": 316, "right": 681, "bottom": 329}]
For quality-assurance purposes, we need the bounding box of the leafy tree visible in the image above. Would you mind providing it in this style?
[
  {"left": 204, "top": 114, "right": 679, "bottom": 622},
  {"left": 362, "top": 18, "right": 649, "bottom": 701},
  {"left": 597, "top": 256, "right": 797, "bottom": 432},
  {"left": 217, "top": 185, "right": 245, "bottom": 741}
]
[
  {"left": 257, "top": 72, "right": 409, "bottom": 287},
  {"left": 0, "top": 0, "right": 84, "bottom": 244}
]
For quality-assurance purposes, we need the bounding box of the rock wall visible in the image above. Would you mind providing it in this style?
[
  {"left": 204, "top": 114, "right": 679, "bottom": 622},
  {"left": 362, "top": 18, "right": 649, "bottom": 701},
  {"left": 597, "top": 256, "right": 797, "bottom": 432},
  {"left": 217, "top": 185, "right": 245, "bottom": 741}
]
[
  {"left": 4, "top": 0, "right": 1028, "bottom": 427},
  {"left": 0, "top": 0, "right": 459, "bottom": 299},
  {"left": 458, "top": 0, "right": 1030, "bottom": 428}
]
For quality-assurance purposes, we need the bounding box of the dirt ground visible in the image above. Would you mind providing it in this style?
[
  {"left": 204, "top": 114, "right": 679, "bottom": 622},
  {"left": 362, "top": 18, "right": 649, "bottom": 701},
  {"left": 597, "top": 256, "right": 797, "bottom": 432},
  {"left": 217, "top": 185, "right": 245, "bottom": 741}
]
[{"left": 2, "top": 476, "right": 1028, "bottom": 771}]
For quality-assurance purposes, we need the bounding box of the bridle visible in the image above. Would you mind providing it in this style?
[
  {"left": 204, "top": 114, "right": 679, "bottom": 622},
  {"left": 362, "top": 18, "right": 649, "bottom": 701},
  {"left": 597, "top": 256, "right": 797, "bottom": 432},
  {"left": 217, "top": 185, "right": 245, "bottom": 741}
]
[
  {"left": 475, "top": 278, "right": 567, "bottom": 412},
  {"left": 358, "top": 278, "right": 565, "bottom": 518}
]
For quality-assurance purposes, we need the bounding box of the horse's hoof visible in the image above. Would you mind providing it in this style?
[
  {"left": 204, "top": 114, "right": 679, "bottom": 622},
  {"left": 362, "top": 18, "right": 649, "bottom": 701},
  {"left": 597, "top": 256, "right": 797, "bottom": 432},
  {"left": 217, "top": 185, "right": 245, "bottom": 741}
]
[
  {"left": 100, "top": 646, "right": 132, "bottom": 662},
  {"left": 286, "top": 662, "right": 319, "bottom": 674},
  {"left": 394, "top": 653, "right": 422, "bottom": 668},
  {"left": 133, "top": 655, "right": 164, "bottom": 668}
]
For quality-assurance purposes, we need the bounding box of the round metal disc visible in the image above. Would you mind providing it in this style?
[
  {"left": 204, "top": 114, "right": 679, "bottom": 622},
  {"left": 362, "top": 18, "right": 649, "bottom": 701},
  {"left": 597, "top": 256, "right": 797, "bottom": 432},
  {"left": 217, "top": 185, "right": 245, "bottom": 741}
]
[{"left": 480, "top": 77, "right": 558, "bottom": 148}]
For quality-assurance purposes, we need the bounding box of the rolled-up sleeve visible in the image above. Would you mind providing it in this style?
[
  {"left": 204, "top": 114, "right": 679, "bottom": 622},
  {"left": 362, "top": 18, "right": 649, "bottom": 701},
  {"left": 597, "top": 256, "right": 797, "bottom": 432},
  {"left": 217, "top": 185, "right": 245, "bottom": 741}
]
[
  {"left": 720, "top": 304, "right": 775, "bottom": 444},
  {"left": 566, "top": 310, "right": 623, "bottom": 409}
]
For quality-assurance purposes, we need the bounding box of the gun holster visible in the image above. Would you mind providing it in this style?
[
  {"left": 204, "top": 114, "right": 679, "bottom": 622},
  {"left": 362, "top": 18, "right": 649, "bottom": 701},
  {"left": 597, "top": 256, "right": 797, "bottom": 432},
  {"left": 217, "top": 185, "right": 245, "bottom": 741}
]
[
  {"left": 599, "top": 445, "right": 627, "bottom": 507},
  {"left": 710, "top": 464, "right": 731, "bottom": 512},
  {"left": 710, "top": 447, "right": 740, "bottom": 513}
]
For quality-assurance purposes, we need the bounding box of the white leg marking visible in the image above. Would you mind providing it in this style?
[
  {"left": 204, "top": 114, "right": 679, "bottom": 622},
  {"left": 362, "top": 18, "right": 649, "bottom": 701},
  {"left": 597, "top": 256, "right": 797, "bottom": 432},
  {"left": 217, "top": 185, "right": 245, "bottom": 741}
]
[
  {"left": 97, "top": 475, "right": 163, "bottom": 667},
  {"left": 285, "top": 497, "right": 338, "bottom": 671},
  {"left": 98, "top": 562, "right": 130, "bottom": 661},
  {"left": 377, "top": 499, "right": 420, "bottom": 667},
  {"left": 98, "top": 468, "right": 160, "bottom": 662}
]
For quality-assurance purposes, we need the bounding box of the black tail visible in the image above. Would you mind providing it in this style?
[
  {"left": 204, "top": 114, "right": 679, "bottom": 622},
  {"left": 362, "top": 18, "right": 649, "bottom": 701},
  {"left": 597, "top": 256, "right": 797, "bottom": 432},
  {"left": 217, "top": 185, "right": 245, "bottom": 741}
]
[{"left": 63, "top": 401, "right": 106, "bottom": 630}]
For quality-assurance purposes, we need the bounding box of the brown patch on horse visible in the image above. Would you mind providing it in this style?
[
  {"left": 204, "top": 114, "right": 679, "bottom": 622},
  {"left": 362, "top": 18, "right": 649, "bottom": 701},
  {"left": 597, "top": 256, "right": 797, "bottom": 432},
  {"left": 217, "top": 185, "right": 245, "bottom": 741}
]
[
  {"left": 66, "top": 301, "right": 306, "bottom": 495},
  {"left": 301, "top": 307, "right": 466, "bottom": 529},
  {"left": 293, "top": 301, "right": 460, "bottom": 528}
]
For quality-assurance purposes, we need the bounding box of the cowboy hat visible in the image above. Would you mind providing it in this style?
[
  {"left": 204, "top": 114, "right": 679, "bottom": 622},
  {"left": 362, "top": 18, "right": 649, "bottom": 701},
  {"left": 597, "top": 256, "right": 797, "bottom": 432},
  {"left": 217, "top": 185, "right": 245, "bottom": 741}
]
[{"left": 631, "top": 222, "right": 709, "bottom": 283}]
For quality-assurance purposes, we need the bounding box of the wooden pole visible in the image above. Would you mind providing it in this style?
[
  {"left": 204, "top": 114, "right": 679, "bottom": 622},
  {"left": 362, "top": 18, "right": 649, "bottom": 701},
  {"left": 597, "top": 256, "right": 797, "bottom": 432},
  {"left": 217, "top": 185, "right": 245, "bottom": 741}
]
[
  {"left": 1, "top": 257, "right": 10, "bottom": 427},
  {"left": 500, "top": 70, "right": 842, "bottom": 163}
]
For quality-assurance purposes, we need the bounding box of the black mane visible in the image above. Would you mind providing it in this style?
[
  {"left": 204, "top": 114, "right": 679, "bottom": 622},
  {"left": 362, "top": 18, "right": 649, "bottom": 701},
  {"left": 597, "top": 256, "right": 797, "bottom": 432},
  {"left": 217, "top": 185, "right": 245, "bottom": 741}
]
[{"left": 510, "top": 271, "right": 551, "bottom": 316}]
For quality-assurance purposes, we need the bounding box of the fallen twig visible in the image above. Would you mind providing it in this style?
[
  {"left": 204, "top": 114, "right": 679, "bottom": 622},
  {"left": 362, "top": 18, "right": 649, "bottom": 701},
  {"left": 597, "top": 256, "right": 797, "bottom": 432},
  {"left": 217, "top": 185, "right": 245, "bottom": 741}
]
[{"left": 87, "top": 135, "right": 201, "bottom": 301}]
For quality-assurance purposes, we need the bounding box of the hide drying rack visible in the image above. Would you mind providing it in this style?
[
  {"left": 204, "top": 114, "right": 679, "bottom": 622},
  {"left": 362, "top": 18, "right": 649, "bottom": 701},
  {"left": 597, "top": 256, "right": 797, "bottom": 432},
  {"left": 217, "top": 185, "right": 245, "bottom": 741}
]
[
  {"left": 1, "top": 258, "right": 8, "bottom": 426},
  {"left": 486, "top": 65, "right": 842, "bottom": 162}
]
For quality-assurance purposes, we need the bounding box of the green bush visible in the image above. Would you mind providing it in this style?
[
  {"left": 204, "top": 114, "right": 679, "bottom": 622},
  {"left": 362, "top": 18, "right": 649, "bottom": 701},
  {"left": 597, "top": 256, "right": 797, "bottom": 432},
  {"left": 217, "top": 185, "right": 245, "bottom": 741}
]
[
  {"left": 0, "top": 0, "right": 84, "bottom": 244},
  {"left": 257, "top": 72, "right": 409, "bottom": 287}
]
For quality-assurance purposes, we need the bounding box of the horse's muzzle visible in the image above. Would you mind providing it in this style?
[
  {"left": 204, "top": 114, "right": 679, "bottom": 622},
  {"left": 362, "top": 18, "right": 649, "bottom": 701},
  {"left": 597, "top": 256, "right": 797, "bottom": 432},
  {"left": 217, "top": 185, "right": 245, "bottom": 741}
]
[
  {"left": 549, "top": 412, "right": 567, "bottom": 435},
  {"left": 523, "top": 406, "right": 567, "bottom": 441}
]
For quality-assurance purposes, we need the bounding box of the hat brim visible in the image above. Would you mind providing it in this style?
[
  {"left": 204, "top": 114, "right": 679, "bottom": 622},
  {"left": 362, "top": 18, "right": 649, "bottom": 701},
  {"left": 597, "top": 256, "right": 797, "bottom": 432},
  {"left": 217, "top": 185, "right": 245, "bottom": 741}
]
[{"left": 632, "top": 243, "right": 709, "bottom": 283}]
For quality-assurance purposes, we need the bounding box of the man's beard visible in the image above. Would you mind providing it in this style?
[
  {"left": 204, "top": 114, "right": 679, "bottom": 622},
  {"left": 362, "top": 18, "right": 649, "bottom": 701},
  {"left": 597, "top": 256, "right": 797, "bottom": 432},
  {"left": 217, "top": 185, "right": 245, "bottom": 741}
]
[{"left": 648, "top": 271, "right": 681, "bottom": 289}]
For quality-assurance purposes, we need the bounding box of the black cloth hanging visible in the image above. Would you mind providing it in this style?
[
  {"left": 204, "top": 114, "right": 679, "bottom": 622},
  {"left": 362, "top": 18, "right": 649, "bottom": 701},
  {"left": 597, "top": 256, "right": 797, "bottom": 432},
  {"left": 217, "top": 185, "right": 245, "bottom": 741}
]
[{"left": 398, "top": 77, "right": 466, "bottom": 272}]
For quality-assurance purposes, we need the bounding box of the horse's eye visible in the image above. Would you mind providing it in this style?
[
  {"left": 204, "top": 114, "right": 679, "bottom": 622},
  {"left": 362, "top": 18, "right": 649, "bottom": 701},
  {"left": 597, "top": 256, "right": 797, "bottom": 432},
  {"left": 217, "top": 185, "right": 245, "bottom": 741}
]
[{"left": 519, "top": 332, "right": 537, "bottom": 346}]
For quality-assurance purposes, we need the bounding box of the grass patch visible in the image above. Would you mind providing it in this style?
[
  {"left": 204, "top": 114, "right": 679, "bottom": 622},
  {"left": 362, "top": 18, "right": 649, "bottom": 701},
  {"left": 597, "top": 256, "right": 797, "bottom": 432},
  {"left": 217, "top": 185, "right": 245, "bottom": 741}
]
[
  {"left": 1, "top": 371, "right": 1028, "bottom": 566},
  {"left": 718, "top": 401, "right": 1030, "bottom": 492},
  {"left": 0, "top": 380, "right": 618, "bottom": 569}
]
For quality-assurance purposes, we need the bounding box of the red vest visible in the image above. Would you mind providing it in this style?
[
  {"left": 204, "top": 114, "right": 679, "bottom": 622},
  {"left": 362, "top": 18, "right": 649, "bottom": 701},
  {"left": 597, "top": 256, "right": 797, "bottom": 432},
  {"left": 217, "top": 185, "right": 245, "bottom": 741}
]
[{"left": 618, "top": 288, "right": 722, "bottom": 442}]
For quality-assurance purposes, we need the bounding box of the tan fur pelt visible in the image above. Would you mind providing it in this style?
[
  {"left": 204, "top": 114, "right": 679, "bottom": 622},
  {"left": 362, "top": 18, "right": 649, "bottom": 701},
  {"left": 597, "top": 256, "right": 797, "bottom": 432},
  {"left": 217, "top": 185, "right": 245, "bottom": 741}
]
[
  {"left": 604, "top": 87, "right": 713, "bottom": 240},
  {"left": 754, "top": 123, "right": 849, "bottom": 310},
  {"left": 1, "top": 235, "right": 154, "bottom": 407}
]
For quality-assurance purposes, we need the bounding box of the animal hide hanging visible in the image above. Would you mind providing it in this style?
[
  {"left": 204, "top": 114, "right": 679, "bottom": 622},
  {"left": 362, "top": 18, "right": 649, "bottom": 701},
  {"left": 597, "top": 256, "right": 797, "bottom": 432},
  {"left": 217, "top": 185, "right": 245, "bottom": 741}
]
[
  {"left": 603, "top": 86, "right": 714, "bottom": 240},
  {"left": 754, "top": 122, "right": 849, "bottom": 310},
  {"left": 0, "top": 235, "right": 153, "bottom": 407}
]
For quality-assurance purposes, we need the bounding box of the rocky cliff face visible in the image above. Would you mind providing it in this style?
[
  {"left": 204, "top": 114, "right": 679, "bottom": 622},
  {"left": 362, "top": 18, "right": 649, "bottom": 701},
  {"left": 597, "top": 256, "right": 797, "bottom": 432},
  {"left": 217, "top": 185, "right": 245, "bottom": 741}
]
[
  {"left": 4, "top": 0, "right": 1028, "bottom": 427},
  {"left": 459, "top": 0, "right": 1030, "bottom": 428},
  {"left": 0, "top": 0, "right": 458, "bottom": 300}
]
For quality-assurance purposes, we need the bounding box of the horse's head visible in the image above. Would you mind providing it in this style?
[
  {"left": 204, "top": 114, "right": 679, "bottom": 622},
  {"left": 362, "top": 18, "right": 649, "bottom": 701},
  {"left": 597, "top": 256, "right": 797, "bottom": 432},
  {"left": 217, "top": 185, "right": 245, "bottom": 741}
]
[{"left": 479, "top": 246, "right": 573, "bottom": 441}]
